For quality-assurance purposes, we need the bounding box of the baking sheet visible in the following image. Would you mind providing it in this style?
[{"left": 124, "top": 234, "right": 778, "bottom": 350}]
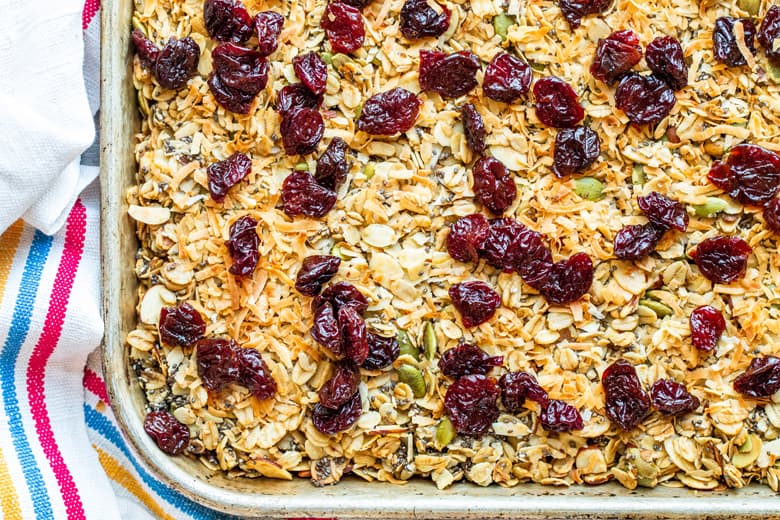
[{"left": 99, "top": 1, "right": 780, "bottom": 517}]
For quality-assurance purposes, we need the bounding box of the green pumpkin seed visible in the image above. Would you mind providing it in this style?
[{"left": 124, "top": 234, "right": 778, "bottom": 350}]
[
  {"left": 638, "top": 298, "right": 673, "bottom": 318},
  {"left": 397, "top": 330, "right": 419, "bottom": 359},
  {"left": 530, "top": 62, "right": 546, "bottom": 72},
  {"left": 693, "top": 197, "right": 728, "bottom": 217},
  {"left": 364, "top": 163, "right": 375, "bottom": 180},
  {"left": 767, "top": 62, "right": 780, "bottom": 84},
  {"left": 397, "top": 364, "right": 426, "bottom": 398},
  {"left": 493, "top": 14, "right": 515, "bottom": 41},
  {"left": 574, "top": 177, "right": 605, "bottom": 201},
  {"left": 331, "top": 53, "right": 352, "bottom": 69},
  {"left": 132, "top": 16, "right": 147, "bottom": 37},
  {"left": 422, "top": 322, "right": 437, "bottom": 360},
  {"left": 737, "top": 0, "right": 760, "bottom": 15},
  {"left": 294, "top": 162, "right": 309, "bottom": 171},
  {"left": 321, "top": 52, "right": 333, "bottom": 65},
  {"left": 435, "top": 417, "right": 456, "bottom": 448},
  {"left": 739, "top": 434, "right": 754, "bottom": 453},
  {"left": 632, "top": 164, "right": 645, "bottom": 185}
]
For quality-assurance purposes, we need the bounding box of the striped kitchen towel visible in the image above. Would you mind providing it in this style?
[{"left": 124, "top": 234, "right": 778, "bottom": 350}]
[{"left": 0, "top": 0, "right": 234, "bottom": 516}]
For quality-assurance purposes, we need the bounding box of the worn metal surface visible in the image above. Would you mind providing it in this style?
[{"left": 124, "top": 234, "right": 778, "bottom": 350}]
[{"left": 99, "top": 1, "right": 780, "bottom": 517}]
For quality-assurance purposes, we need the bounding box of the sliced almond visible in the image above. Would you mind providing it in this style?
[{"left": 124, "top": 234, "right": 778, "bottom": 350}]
[
  {"left": 128, "top": 204, "right": 171, "bottom": 226},
  {"left": 139, "top": 285, "right": 176, "bottom": 325}
]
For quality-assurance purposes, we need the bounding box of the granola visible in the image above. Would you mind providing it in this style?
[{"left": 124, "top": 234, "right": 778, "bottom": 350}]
[{"left": 127, "top": 0, "right": 780, "bottom": 491}]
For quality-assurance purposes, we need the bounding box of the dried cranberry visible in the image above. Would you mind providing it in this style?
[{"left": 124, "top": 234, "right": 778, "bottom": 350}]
[
  {"left": 613, "top": 223, "right": 665, "bottom": 260},
  {"left": 319, "top": 360, "right": 360, "bottom": 409},
  {"left": 449, "top": 281, "right": 501, "bottom": 328},
  {"left": 154, "top": 37, "right": 200, "bottom": 90},
  {"left": 203, "top": 0, "right": 253, "bottom": 43},
  {"left": 707, "top": 144, "right": 780, "bottom": 206},
  {"left": 207, "top": 151, "right": 252, "bottom": 202},
  {"left": 361, "top": 332, "right": 400, "bottom": 370},
  {"left": 637, "top": 191, "right": 689, "bottom": 232},
  {"left": 339, "top": 0, "right": 374, "bottom": 8},
  {"left": 282, "top": 170, "right": 337, "bottom": 218},
  {"left": 321, "top": 3, "right": 365, "bottom": 54},
  {"left": 472, "top": 156, "right": 517, "bottom": 215},
  {"left": 226, "top": 215, "right": 259, "bottom": 276},
  {"left": 315, "top": 138, "right": 350, "bottom": 191},
  {"left": 615, "top": 73, "right": 676, "bottom": 126},
  {"left": 399, "top": 0, "right": 450, "bottom": 39},
  {"left": 212, "top": 43, "right": 268, "bottom": 94},
  {"left": 540, "top": 400, "right": 584, "bottom": 432},
  {"left": 439, "top": 344, "right": 503, "bottom": 378},
  {"left": 197, "top": 338, "right": 241, "bottom": 391},
  {"left": 419, "top": 50, "right": 480, "bottom": 99},
  {"left": 280, "top": 108, "right": 325, "bottom": 156},
  {"left": 651, "top": 379, "right": 700, "bottom": 415},
  {"left": 499, "top": 371, "right": 549, "bottom": 411},
  {"left": 159, "top": 302, "right": 206, "bottom": 348},
  {"left": 533, "top": 77, "right": 584, "bottom": 129},
  {"left": 254, "top": 11, "right": 284, "bottom": 57},
  {"left": 689, "top": 305, "right": 726, "bottom": 352},
  {"left": 733, "top": 356, "right": 780, "bottom": 398},
  {"left": 713, "top": 17, "right": 756, "bottom": 67},
  {"left": 338, "top": 306, "right": 369, "bottom": 364},
  {"left": 691, "top": 236, "right": 752, "bottom": 284},
  {"left": 446, "top": 214, "right": 490, "bottom": 264},
  {"left": 208, "top": 73, "right": 256, "bottom": 114},
  {"left": 759, "top": 6, "right": 780, "bottom": 65},
  {"left": 601, "top": 359, "right": 651, "bottom": 431},
  {"left": 196, "top": 338, "right": 276, "bottom": 398},
  {"left": 312, "top": 391, "right": 362, "bottom": 435},
  {"left": 590, "top": 30, "right": 642, "bottom": 84},
  {"left": 552, "top": 126, "right": 600, "bottom": 177},
  {"left": 538, "top": 252, "right": 593, "bottom": 305},
  {"left": 131, "top": 29, "right": 160, "bottom": 68},
  {"left": 479, "top": 217, "right": 526, "bottom": 272},
  {"left": 237, "top": 348, "right": 277, "bottom": 400},
  {"left": 764, "top": 198, "right": 780, "bottom": 233},
  {"left": 516, "top": 229, "right": 555, "bottom": 290},
  {"left": 645, "top": 36, "right": 688, "bottom": 90},
  {"left": 311, "top": 302, "right": 343, "bottom": 356},
  {"left": 315, "top": 282, "right": 369, "bottom": 314},
  {"left": 557, "top": 0, "right": 612, "bottom": 28},
  {"left": 144, "top": 411, "right": 190, "bottom": 455},
  {"left": 444, "top": 375, "right": 500, "bottom": 436},
  {"left": 276, "top": 84, "right": 323, "bottom": 116},
  {"left": 357, "top": 88, "right": 421, "bottom": 135},
  {"left": 482, "top": 52, "right": 532, "bottom": 103},
  {"left": 293, "top": 52, "right": 327, "bottom": 96},
  {"left": 295, "top": 255, "right": 341, "bottom": 296},
  {"left": 460, "top": 103, "right": 486, "bottom": 154}
]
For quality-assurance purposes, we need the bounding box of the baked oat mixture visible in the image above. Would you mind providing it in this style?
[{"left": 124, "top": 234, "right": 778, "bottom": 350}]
[{"left": 126, "top": 0, "right": 780, "bottom": 492}]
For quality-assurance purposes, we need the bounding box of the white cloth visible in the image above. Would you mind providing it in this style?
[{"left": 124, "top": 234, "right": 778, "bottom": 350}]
[{"left": 0, "top": 0, "right": 97, "bottom": 236}]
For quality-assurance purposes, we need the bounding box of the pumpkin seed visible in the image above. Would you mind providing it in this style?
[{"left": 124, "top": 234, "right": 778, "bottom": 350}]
[
  {"left": 363, "top": 163, "right": 375, "bottom": 179},
  {"left": 397, "top": 364, "right": 426, "bottom": 398},
  {"left": 294, "top": 162, "right": 309, "bottom": 171},
  {"left": 321, "top": 52, "right": 333, "bottom": 65},
  {"left": 574, "top": 177, "right": 605, "bottom": 201},
  {"left": 435, "top": 417, "right": 456, "bottom": 448},
  {"left": 737, "top": 0, "right": 760, "bottom": 15},
  {"left": 493, "top": 14, "right": 514, "bottom": 41},
  {"left": 132, "top": 15, "right": 147, "bottom": 37},
  {"left": 397, "top": 330, "right": 419, "bottom": 359},
  {"left": 638, "top": 298, "right": 673, "bottom": 318},
  {"left": 693, "top": 197, "right": 728, "bottom": 217},
  {"left": 732, "top": 434, "right": 761, "bottom": 468},
  {"left": 631, "top": 164, "right": 645, "bottom": 185},
  {"left": 423, "top": 322, "right": 437, "bottom": 360}
]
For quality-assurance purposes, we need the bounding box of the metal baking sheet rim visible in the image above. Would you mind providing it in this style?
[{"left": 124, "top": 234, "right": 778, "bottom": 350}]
[{"left": 99, "top": 2, "right": 780, "bottom": 517}]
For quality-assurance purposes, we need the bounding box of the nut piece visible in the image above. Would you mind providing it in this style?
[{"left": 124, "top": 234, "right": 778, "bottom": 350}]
[
  {"left": 397, "top": 364, "right": 426, "bottom": 398},
  {"left": 576, "top": 447, "right": 607, "bottom": 475},
  {"left": 139, "top": 285, "right": 177, "bottom": 324},
  {"left": 128, "top": 204, "right": 171, "bottom": 225}
]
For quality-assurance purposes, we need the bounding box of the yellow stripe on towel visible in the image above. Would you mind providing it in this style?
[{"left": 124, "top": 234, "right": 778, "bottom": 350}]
[
  {"left": 94, "top": 446, "right": 175, "bottom": 520},
  {"left": 0, "top": 445, "right": 23, "bottom": 519},
  {"left": 0, "top": 220, "right": 24, "bottom": 306}
]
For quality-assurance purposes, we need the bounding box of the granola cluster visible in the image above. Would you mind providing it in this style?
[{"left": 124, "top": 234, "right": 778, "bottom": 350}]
[{"left": 127, "top": 0, "right": 780, "bottom": 491}]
